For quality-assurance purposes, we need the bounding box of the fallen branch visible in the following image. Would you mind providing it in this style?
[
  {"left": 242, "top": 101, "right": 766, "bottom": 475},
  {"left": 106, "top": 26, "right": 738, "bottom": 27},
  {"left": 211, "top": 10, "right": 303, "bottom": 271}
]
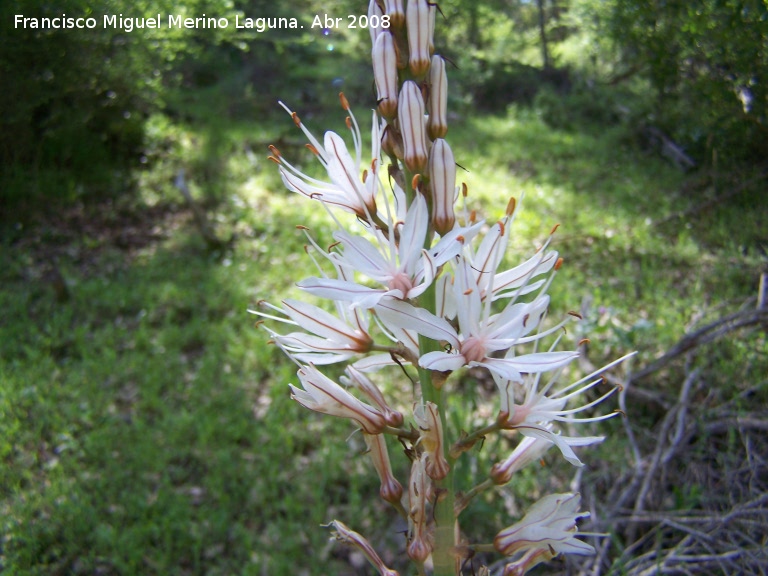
[{"left": 630, "top": 306, "right": 768, "bottom": 384}]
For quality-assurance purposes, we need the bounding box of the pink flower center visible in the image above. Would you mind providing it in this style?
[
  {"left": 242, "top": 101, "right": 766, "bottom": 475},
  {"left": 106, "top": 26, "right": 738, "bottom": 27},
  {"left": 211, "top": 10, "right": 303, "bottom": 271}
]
[
  {"left": 461, "top": 336, "right": 487, "bottom": 364},
  {"left": 388, "top": 272, "right": 414, "bottom": 297}
]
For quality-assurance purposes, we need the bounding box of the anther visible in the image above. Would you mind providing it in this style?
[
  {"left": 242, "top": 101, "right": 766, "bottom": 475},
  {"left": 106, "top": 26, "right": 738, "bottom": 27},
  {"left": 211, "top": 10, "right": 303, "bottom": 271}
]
[
  {"left": 339, "top": 92, "right": 350, "bottom": 110},
  {"left": 506, "top": 197, "right": 516, "bottom": 217},
  {"left": 462, "top": 182, "right": 468, "bottom": 197},
  {"left": 578, "top": 338, "right": 591, "bottom": 346},
  {"left": 498, "top": 220, "right": 506, "bottom": 236},
  {"left": 456, "top": 235, "right": 465, "bottom": 243},
  {"left": 291, "top": 111, "right": 301, "bottom": 127},
  {"left": 305, "top": 143, "right": 320, "bottom": 156},
  {"left": 328, "top": 241, "right": 342, "bottom": 251},
  {"left": 555, "top": 257, "right": 564, "bottom": 270},
  {"left": 296, "top": 225, "right": 310, "bottom": 230},
  {"left": 362, "top": 169, "right": 368, "bottom": 183},
  {"left": 463, "top": 288, "right": 473, "bottom": 295},
  {"left": 268, "top": 144, "right": 281, "bottom": 156},
  {"left": 567, "top": 311, "right": 583, "bottom": 319},
  {"left": 345, "top": 116, "right": 352, "bottom": 130},
  {"left": 522, "top": 313, "right": 530, "bottom": 327},
  {"left": 411, "top": 173, "right": 421, "bottom": 191},
  {"left": 267, "top": 156, "right": 280, "bottom": 164},
  {"left": 550, "top": 223, "right": 561, "bottom": 235}
]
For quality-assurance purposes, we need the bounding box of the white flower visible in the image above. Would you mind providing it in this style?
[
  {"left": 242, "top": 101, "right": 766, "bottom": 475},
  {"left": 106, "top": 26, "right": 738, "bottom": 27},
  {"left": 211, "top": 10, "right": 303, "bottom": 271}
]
[
  {"left": 270, "top": 100, "right": 380, "bottom": 219},
  {"left": 494, "top": 492, "right": 594, "bottom": 557},
  {"left": 251, "top": 299, "right": 372, "bottom": 365},
  {"left": 298, "top": 194, "right": 483, "bottom": 307},
  {"left": 495, "top": 352, "right": 634, "bottom": 466},
  {"left": 291, "top": 364, "right": 387, "bottom": 434},
  {"left": 464, "top": 207, "right": 560, "bottom": 306},
  {"left": 379, "top": 254, "right": 577, "bottom": 383},
  {"left": 490, "top": 431, "right": 552, "bottom": 485}
]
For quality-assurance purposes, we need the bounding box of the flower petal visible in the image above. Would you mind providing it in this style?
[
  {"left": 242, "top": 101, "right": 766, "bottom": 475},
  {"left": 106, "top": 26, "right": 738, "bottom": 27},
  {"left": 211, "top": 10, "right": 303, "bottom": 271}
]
[{"left": 375, "top": 299, "right": 460, "bottom": 348}]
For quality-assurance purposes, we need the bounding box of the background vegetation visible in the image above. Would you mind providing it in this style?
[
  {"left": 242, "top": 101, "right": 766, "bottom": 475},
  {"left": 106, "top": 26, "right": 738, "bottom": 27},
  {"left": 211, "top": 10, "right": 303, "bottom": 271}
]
[{"left": 2, "top": 0, "right": 766, "bottom": 574}]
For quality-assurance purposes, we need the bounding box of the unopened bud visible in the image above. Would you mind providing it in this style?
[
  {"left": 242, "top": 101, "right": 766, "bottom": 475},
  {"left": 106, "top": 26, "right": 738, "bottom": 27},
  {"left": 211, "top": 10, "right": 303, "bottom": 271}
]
[
  {"left": 382, "top": 0, "right": 405, "bottom": 28},
  {"left": 368, "top": 0, "right": 385, "bottom": 44},
  {"left": 429, "top": 139, "right": 456, "bottom": 235},
  {"left": 428, "top": 3, "right": 436, "bottom": 54},
  {"left": 427, "top": 55, "right": 448, "bottom": 139},
  {"left": 372, "top": 32, "right": 399, "bottom": 118},
  {"left": 398, "top": 81, "right": 428, "bottom": 173},
  {"left": 406, "top": 0, "right": 432, "bottom": 76}
]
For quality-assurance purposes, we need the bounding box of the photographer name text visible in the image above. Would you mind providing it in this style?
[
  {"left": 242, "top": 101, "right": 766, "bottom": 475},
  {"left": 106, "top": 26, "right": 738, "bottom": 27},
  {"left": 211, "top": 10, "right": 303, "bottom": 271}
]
[{"left": 14, "top": 13, "right": 391, "bottom": 33}]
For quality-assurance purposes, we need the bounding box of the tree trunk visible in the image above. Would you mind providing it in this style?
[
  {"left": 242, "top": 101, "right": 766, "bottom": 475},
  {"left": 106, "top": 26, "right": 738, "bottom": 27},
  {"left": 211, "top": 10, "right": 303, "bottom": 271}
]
[{"left": 537, "top": 0, "right": 551, "bottom": 70}]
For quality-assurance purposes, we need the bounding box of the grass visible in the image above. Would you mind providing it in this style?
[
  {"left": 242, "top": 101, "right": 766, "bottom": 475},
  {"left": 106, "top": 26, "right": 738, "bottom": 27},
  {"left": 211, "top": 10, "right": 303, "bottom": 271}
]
[{"left": 1, "top": 77, "right": 766, "bottom": 575}]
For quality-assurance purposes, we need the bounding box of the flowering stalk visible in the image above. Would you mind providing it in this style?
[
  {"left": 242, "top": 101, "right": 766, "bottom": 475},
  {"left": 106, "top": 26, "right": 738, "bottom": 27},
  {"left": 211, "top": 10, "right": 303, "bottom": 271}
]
[{"left": 255, "top": 2, "right": 630, "bottom": 574}]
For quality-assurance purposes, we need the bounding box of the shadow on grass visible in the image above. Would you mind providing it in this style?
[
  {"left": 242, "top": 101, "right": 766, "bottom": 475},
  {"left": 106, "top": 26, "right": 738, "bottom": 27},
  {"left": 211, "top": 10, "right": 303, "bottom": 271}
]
[{"left": 0, "top": 201, "right": 380, "bottom": 575}]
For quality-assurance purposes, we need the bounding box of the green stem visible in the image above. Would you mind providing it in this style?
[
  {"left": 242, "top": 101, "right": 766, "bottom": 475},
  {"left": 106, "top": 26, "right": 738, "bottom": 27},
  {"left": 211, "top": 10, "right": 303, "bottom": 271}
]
[
  {"left": 415, "top": 283, "right": 457, "bottom": 576},
  {"left": 449, "top": 421, "right": 502, "bottom": 459},
  {"left": 455, "top": 478, "right": 494, "bottom": 516}
]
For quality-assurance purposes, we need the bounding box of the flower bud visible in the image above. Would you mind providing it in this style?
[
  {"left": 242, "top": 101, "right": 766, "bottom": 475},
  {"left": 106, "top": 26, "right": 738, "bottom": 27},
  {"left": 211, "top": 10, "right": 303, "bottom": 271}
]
[
  {"left": 428, "top": 2, "right": 436, "bottom": 54},
  {"left": 372, "top": 32, "right": 399, "bottom": 118},
  {"left": 414, "top": 401, "right": 450, "bottom": 480},
  {"left": 407, "top": 455, "right": 432, "bottom": 563},
  {"left": 368, "top": 0, "right": 385, "bottom": 44},
  {"left": 382, "top": 0, "right": 405, "bottom": 29},
  {"left": 428, "top": 139, "right": 456, "bottom": 235},
  {"left": 364, "top": 433, "right": 404, "bottom": 505},
  {"left": 427, "top": 55, "right": 448, "bottom": 139},
  {"left": 406, "top": 0, "right": 432, "bottom": 76},
  {"left": 344, "top": 366, "right": 403, "bottom": 427},
  {"left": 398, "top": 81, "right": 428, "bottom": 173}
]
